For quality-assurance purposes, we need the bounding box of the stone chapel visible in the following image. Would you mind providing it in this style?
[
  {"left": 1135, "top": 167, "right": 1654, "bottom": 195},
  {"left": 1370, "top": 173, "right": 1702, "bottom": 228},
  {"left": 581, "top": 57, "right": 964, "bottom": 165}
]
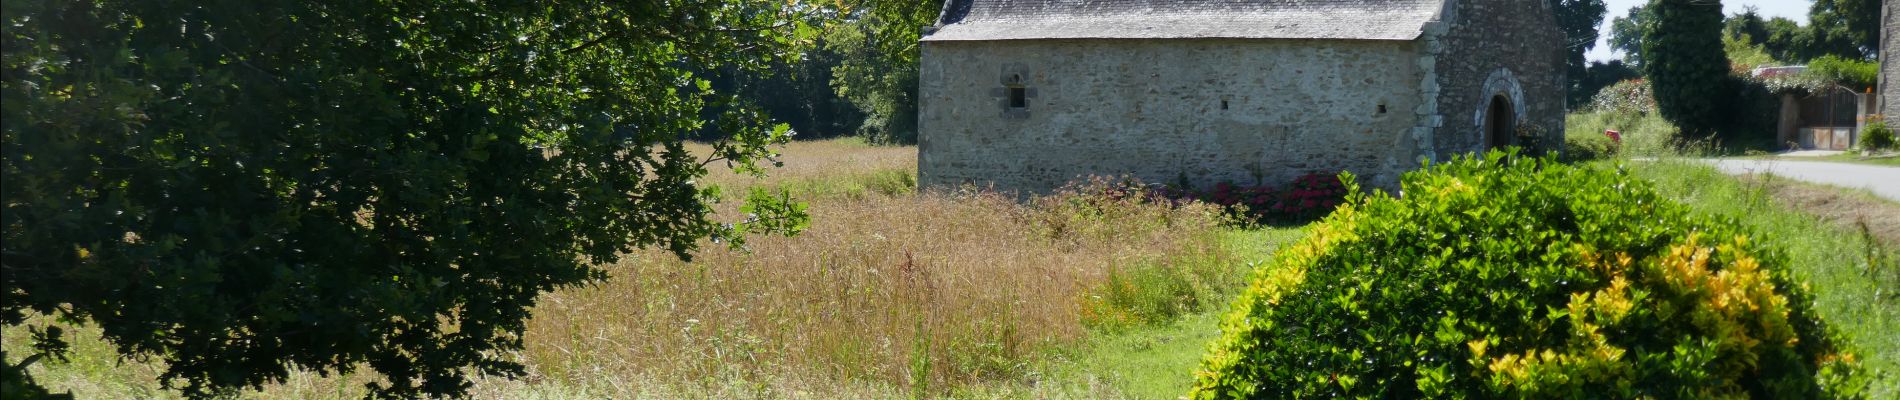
[{"left": 917, "top": 0, "right": 1568, "bottom": 191}]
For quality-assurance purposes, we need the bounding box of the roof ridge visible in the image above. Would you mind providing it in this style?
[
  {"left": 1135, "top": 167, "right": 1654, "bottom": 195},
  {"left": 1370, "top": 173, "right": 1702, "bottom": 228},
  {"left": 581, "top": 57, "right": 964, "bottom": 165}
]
[{"left": 926, "top": 0, "right": 1448, "bottom": 42}]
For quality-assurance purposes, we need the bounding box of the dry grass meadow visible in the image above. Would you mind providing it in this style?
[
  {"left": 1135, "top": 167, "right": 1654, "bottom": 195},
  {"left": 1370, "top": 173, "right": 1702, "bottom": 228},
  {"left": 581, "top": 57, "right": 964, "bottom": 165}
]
[
  {"left": 4, "top": 138, "right": 1276, "bottom": 399},
  {"left": 12, "top": 137, "right": 1899, "bottom": 398}
]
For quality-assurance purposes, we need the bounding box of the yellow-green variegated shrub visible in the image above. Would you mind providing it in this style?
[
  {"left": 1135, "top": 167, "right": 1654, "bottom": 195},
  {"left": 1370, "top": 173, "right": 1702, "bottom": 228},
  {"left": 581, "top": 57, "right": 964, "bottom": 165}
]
[{"left": 1190, "top": 151, "right": 1867, "bottom": 399}]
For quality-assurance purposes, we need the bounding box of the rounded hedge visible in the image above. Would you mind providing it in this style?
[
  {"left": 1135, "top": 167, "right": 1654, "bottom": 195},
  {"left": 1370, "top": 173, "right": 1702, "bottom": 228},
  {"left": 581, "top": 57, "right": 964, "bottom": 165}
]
[{"left": 1191, "top": 152, "right": 1867, "bottom": 399}]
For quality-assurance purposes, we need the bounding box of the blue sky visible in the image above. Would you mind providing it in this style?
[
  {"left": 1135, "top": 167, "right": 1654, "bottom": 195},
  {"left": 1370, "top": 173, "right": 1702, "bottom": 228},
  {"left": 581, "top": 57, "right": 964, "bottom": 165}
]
[{"left": 1584, "top": 0, "right": 1813, "bottom": 62}]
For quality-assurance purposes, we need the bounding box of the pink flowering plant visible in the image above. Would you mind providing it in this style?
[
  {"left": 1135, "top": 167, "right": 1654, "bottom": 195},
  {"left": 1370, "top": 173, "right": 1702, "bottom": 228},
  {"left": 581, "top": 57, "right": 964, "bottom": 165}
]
[{"left": 1587, "top": 79, "right": 1657, "bottom": 114}]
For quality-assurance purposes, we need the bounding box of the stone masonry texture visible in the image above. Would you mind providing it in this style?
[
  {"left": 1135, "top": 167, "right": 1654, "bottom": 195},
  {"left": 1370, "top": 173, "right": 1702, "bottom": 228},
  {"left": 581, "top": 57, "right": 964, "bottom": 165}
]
[
  {"left": 917, "top": 0, "right": 1567, "bottom": 194},
  {"left": 1884, "top": 1, "right": 1898, "bottom": 126},
  {"left": 1427, "top": 0, "right": 1566, "bottom": 158}
]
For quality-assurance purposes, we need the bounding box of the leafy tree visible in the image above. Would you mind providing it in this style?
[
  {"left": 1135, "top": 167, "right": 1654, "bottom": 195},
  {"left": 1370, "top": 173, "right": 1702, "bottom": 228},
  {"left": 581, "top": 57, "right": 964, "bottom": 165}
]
[
  {"left": 1607, "top": 5, "right": 1655, "bottom": 67},
  {"left": 1723, "top": 10, "right": 1782, "bottom": 71},
  {"left": 705, "top": 6, "right": 866, "bottom": 140},
  {"left": 1550, "top": 0, "right": 1609, "bottom": 109},
  {"left": 1560, "top": 0, "right": 1869, "bottom": 70},
  {"left": 1762, "top": 17, "right": 1807, "bottom": 62},
  {"left": 827, "top": 0, "right": 944, "bottom": 145},
  {"left": 1724, "top": 7, "right": 1769, "bottom": 46},
  {"left": 709, "top": 54, "right": 865, "bottom": 140},
  {"left": 1641, "top": 0, "right": 1729, "bottom": 138},
  {"left": 1576, "top": 60, "right": 1641, "bottom": 105},
  {"left": 1724, "top": 34, "right": 1777, "bottom": 71},
  {"left": 1803, "top": 0, "right": 1879, "bottom": 60},
  {"left": 826, "top": 17, "right": 920, "bottom": 145},
  {"left": 2, "top": 1, "right": 811, "bottom": 398}
]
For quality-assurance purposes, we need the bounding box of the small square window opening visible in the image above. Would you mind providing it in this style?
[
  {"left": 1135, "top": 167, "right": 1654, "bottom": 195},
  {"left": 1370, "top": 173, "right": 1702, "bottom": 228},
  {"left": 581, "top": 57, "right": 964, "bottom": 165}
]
[{"left": 1008, "top": 86, "right": 1027, "bottom": 109}]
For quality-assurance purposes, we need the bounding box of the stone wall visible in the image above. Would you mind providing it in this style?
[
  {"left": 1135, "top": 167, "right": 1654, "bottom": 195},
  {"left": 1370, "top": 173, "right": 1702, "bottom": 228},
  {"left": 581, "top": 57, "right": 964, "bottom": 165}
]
[
  {"left": 917, "top": 39, "right": 1424, "bottom": 194},
  {"left": 1884, "top": 1, "right": 1899, "bottom": 125},
  {"left": 1426, "top": 0, "right": 1567, "bottom": 158}
]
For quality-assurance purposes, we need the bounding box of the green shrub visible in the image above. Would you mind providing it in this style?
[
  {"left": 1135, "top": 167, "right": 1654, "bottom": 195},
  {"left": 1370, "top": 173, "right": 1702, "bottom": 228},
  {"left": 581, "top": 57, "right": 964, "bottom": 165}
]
[
  {"left": 1861, "top": 119, "right": 1895, "bottom": 152},
  {"left": 1808, "top": 55, "right": 1879, "bottom": 91},
  {"left": 1562, "top": 128, "right": 1621, "bottom": 162},
  {"left": 1587, "top": 79, "right": 1657, "bottom": 114},
  {"left": 1723, "top": 33, "right": 1777, "bottom": 71},
  {"left": 1566, "top": 111, "right": 1688, "bottom": 157},
  {"left": 1190, "top": 152, "right": 1867, "bottom": 398},
  {"left": 1081, "top": 262, "right": 1204, "bottom": 331}
]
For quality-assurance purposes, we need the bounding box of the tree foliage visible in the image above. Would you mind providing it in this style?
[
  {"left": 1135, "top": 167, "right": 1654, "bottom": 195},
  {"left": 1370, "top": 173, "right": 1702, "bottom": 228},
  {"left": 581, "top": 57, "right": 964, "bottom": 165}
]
[
  {"left": 2, "top": 0, "right": 812, "bottom": 397},
  {"left": 1576, "top": 60, "right": 1641, "bottom": 108},
  {"left": 825, "top": 17, "right": 919, "bottom": 145},
  {"left": 1608, "top": 5, "right": 1654, "bottom": 68},
  {"left": 713, "top": 51, "right": 865, "bottom": 140},
  {"left": 1532, "top": 0, "right": 1871, "bottom": 72},
  {"left": 1806, "top": 55, "right": 1880, "bottom": 90},
  {"left": 1724, "top": 33, "right": 1777, "bottom": 72},
  {"left": 1721, "top": 8, "right": 1810, "bottom": 66},
  {"left": 1723, "top": 7, "right": 1772, "bottom": 47},
  {"left": 825, "top": 0, "right": 943, "bottom": 145},
  {"left": 701, "top": 5, "right": 865, "bottom": 141},
  {"left": 1714, "top": 0, "right": 1878, "bottom": 64},
  {"left": 1761, "top": 17, "right": 1806, "bottom": 62},
  {"left": 1641, "top": 0, "right": 1729, "bottom": 138},
  {"left": 1549, "top": 0, "right": 1608, "bottom": 110},
  {"left": 1803, "top": 0, "right": 1879, "bottom": 60}
]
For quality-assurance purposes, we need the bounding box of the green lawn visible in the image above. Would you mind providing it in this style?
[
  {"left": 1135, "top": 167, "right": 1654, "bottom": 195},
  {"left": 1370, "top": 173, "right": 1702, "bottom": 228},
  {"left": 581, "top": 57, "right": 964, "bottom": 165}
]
[
  {"left": 1013, "top": 228, "right": 1307, "bottom": 399},
  {"left": 1042, "top": 312, "right": 1223, "bottom": 399}
]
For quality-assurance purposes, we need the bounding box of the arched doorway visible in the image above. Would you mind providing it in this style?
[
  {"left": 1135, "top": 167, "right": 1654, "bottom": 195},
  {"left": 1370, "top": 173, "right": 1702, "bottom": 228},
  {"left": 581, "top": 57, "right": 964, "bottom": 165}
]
[{"left": 1485, "top": 95, "right": 1515, "bottom": 150}]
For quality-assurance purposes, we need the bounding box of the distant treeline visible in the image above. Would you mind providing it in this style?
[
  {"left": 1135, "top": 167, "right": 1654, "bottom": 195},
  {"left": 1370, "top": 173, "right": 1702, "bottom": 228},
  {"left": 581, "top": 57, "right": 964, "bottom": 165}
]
[{"left": 694, "top": 1, "right": 943, "bottom": 144}]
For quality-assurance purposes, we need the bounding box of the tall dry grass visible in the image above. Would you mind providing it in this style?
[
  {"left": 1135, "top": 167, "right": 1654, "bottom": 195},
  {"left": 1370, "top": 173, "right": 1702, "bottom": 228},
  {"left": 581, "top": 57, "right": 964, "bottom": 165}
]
[
  {"left": 6, "top": 138, "right": 1241, "bottom": 398},
  {"left": 691, "top": 137, "right": 915, "bottom": 194},
  {"left": 492, "top": 139, "right": 1234, "bottom": 396}
]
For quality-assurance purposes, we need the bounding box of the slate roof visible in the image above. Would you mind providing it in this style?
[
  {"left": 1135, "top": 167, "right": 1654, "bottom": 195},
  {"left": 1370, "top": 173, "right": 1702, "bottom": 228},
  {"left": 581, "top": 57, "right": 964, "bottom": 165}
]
[{"left": 924, "top": 0, "right": 1449, "bottom": 42}]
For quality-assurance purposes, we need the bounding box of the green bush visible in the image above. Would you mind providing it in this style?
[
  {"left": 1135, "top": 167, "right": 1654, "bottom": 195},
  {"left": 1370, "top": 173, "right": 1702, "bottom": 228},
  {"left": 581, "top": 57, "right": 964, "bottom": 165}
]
[
  {"left": 1808, "top": 55, "right": 1879, "bottom": 91},
  {"left": 1190, "top": 152, "right": 1867, "bottom": 398},
  {"left": 1587, "top": 79, "right": 1657, "bottom": 114},
  {"left": 1860, "top": 119, "right": 1895, "bottom": 152},
  {"left": 1566, "top": 111, "right": 1688, "bottom": 157},
  {"left": 1562, "top": 128, "right": 1621, "bottom": 162},
  {"left": 1082, "top": 262, "right": 1204, "bottom": 331}
]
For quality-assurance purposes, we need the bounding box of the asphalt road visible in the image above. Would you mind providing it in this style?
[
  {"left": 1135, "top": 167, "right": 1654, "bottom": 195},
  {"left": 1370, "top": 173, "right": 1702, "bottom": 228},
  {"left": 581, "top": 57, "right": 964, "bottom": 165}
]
[{"left": 1703, "top": 159, "right": 1900, "bottom": 202}]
